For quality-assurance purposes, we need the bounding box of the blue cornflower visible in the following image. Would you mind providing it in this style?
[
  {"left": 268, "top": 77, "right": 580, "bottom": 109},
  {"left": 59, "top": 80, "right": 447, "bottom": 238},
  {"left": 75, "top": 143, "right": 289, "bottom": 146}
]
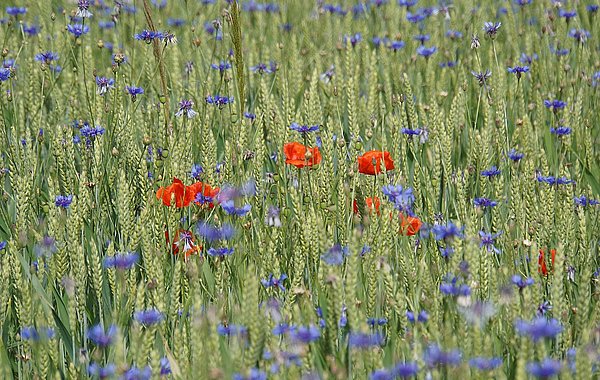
[
  {"left": 406, "top": 310, "right": 428, "bottom": 323},
  {"left": 321, "top": 244, "right": 349, "bottom": 265},
  {"left": 511, "top": 274, "right": 534, "bottom": 289},
  {"left": 398, "top": 0, "right": 418, "bottom": 8},
  {"left": 416, "top": 45, "right": 437, "bottom": 58},
  {"left": 431, "top": 221, "right": 464, "bottom": 241},
  {"left": 472, "top": 70, "right": 492, "bottom": 88},
  {"left": 568, "top": 28, "right": 591, "bottom": 44},
  {"left": 537, "top": 301, "right": 552, "bottom": 317},
  {"left": 261, "top": 274, "right": 287, "bottom": 291},
  {"left": 244, "top": 112, "right": 256, "bottom": 121},
  {"left": 558, "top": 9, "right": 577, "bottom": 21},
  {"left": 393, "top": 362, "right": 419, "bottom": 378},
  {"left": 588, "top": 5, "right": 599, "bottom": 13},
  {"left": 217, "top": 323, "right": 247, "bottom": 336},
  {"left": 151, "top": 0, "right": 167, "bottom": 8},
  {"left": 67, "top": 23, "right": 89, "bottom": 38},
  {"left": 88, "top": 362, "right": 116, "bottom": 378},
  {"left": 250, "top": 62, "right": 273, "bottom": 74},
  {"left": 95, "top": 76, "right": 114, "bottom": 95},
  {"left": 527, "top": 358, "right": 562, "bottom": 378},
  {"left": 265, "top": 205, "right": 281, "bottom": 227},
  {"left": 469, "top": 357, "right": 503, "bottom": 371},
  {"left": 196, "top": 222, "right": 235, "bottom": 242},
  {"left": 479, "top": 231, "right": 502, "bottom": 253},
  {"left": 508, "top": 148, "right": 524, "bottom": 162},
  {"left": 0, "top": 68, "right": 10, "bottom": 81},
  {"left": 507, "top": 66, "right": 529, "bottom": 79},
  {"left": 80, "top": 124, "right": 105, "bottom": 139},
  {"left": 289, "top": 325, "right": 320, "bottom": 344},
  {"left": 481, "top": 166, "right": 501, "bottom": 178},
  {"left": 190, "top": 164, "right": 204, "bottom": 180},
  {"left": 206, "top": 95, "right": 234, "bottom": 107},
  {"left": 343, "top": 33, "right": 362, "bottom": 47},
  {"left": 413, "top": 34, "right": 430, "bottom": 44},
  {"left": 103, "top": 252, "right": 139, "bottom": 270},
  {"left": 233, "top": 369, "right": 267, "bottom": 380},
  {"left": 20, "top": 326, "right": 55, "bottom": 341},
  {"left": 211, "top": 60, "right": 232, "bottom": 73},
  {"left": 98, "top": 20, "right": 115, "bottom": 29},
  {"left": 370, "top": 369, "right": 393, "bottom": 380},
  {"left": 367, "top": 317, "right": 388, "bottom": 327},
  {"left": 473, "top": 197, "right": 498, "bottom": 208},
  {"left": 520, "top": 53, "right": 538, "bottom": 65},
  {"left": 439, "top": 246, "right": 454, "bottom": 258},
  {"left": 387, "top": 40, "right": 405, "bottom": 51},
  {"left": 445, "top": 29, "right": 463, "bottom": 39},
  {"left": 221, "top": 200, "right": 251, "bottom": 216},
  {"left": 574, "top": 195, "right": 599, "bottom": 207},
  {"left": 133, "top": 309, "right": 164, "bottom": 326},
  {"left": 76, "top": 1, "right": 93, "bottom": 18},
  {"left": 167, "top": 18, "right": 185, "bottom": 27},
  {"left": 536, "top": 175, "right": 575, "bottom": 186},
  {"left": 423, "top": 344, "right": 462, "bottom": 368},
  {"left": 23, "top": 23, "right": 40, "bottom": 36},
  {"left": 55, "top": 195, "right": 73, "bottom": 208},
  {"left": 550, "top": 126, "right": 571, "bottom": 136},
  {"left": 175, "top": 99, "right": 197, "bottom": 118},
  {"left": 515, "top": 317, "right": 563, "bottom": 341},
  {"left": 440, "top": 276, "right": 471, "bottom": 297},
  {"left": 406, "top": 10, "right": 425, "bottom": 23},
  {"left": 483, "top": 22, "right": 501, "bottom": 38},
  {"left": 289, "top": 122, "right": 319, "bottom": 134},
  {"left": 134, "top": 29, "right": 165, "bottom": 43},
  {"left": 35, "top": 51, "right": 59, "bottom": 65},
  {"left": 159, "top": 357, "right": 171, "bottom": 376},
  {"left": 122, "top": 366, "right": 152, "bottom": 380},
  {"left": 543, "top": 99, "right": 567, "bottom": 110},
  {"left": 381, "top": 184, "right": 415, "bottom": 215},
  {"left": 0, "top": 241, "right": 6, "bottom": 251},
  {"left": 126, "top": 86, "right": 144, "bottom": 101},
  {"left": 401, "top": 128, "right": 421, "bottom": 136},
  {"left": 6, "top": 7, "right": 27, "bottom": 16},
  {"left": 86, "top": 324, "right": 117, "bottom": 347},
  {"left": 207, "top": 247, "right": 234, "bottom": 257},
  {"left": 514, "top": 0, "right": 531, "bottom": 6},
  {"left": 348, "top": 332, "right": 385, "bottom": 348}
]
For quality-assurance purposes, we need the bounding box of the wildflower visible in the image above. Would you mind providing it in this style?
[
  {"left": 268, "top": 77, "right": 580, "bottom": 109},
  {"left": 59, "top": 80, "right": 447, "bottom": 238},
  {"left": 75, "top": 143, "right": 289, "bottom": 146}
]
[
  {"left": 512, "top": 274, "right": 534, "bottom": 289},
  {"left": 134, "top": 29, "right": 165, "bottom": 43},
  {"left": 536, "top": 175, "right": 575, "bottom": 186},
  {"left": 261, "top": 274, "right": 287, "bottom": 291},
  {"left": 98, "top": 20, "right": 115, "bottom": 29},
  {"left": 133, "top": 309, "right": 164, "bottom": 326},
  {"left": 206, "top": 95, "right": 234, "bottom": 107},
  {"left": 348, "top": 332, "right": 385, "bottom": 348},
  {"left": 6, "top": 7, "right": 27, "bottom": 16},
  {"left": 471, "top": 34, "right": 481, "bottom": 49},
  {"left": 367, "top": 317, "right": 388, "bottom": 327},
  {"left": 95, "top": 76, "right": 114, "bottom": 95},
  {"left": 175, "top": 99, "right": 197, "bottom": 118},
  {"left": 413, "top": 34, "right": 430, "bottom": 44},
  {"left": 381, "top": 184, "right": 414, "bottom": 215},
  {"left": 250, "top": 62, "right": 273, "bottom": 74},
  {"left": 80, "top": 124, "right": 105, "bottom": 139},
  {"left": 156, "top": 178, "right": 218, "bottom": 208},
  {"left": 0, "top": 241, "right": 6, "bottom": 251},
  {"left": 321, "top": 244, "right": 349, "bottom": 265},
  {"left": 515, "top": 317, "right": 562, "bottom": 341},
  {"left": 358, "top": 151, "right": 395, "bottom": 175},
  {"left": 163, "top": 32, "right": 177, "bottom": 45},
  {"left": 88, "top": 363, "right": 116, "bottom": 378},
  {"left": 431, "top": 221, "right": 464, "bottom": 241},
  {"left": 168, "top": 229, "right": 199, "bottom": 258},
  {"left": 0, "top": 68, "right": 9, "bottom": 81},
  {"left": 483, "top": 22, "right": 501, "bottom": 38},
  {"left": 103, "top": 252, "right": 139, "bottom": 270},
  {"left": 550, "top": 126, "right": 571, "bottom": 136},
  {"left": 122, "top": 366, "right": 152, "bottom": 380},
  {"left": 568, "top": 29, "right": 591, "bottom": 43},
  {"left": 423, "top": 344, "right": 462, "bottom": 368},
  {"left": 233, "top": 369, "right": 267, "bottom": 380},
  {"left": 558, "top": 9, "right": 577, "bottom": 22},
  {"left": 20, "top": 326, "right": 55, "bottom": 341},
  {"left": 574, "top": 195, "right": 599, "bottom": 207},
  {"left": 211, "top": 60, "right": 232, "bottom": 73},
  {"left": 508, "top": 149, "right": 524, "bottom": 162},
  {"left": 543, "top": 99, "right": 567, "bottom": 110},
  {"left": 416, "top": 45, "right": 437, "bottom": 58},
  {"left": 283, "top": 142, "right": 322, "bottom": 168},
  {"left": 35, "top": 51, "right": 59, "bottom": 65},
  {"left": 393, "top": 362, "right": 419, "bottom": 378},
  {"left": 126, "top": 86, "right": 144, "bottom": 101},
  {"left": 265, "top": 205, "right": 282, "bottom": 227},
  {"left": 472, "top": 69, "right": 492, "bottom": 88},
  {"left": 191, "top": 182, "right": 220, "bottom": 207},
  {"left": 76, "top": 1, "right": 93, "bottom": 18},
  {"left": 507, "top": 66, "right": 530, "bottom": 80},
  {"left": 473, "top": 197, "right": 498, "bottom": 209},
  {"left": 86, "top": 324, "right": 117, "bottom": 347},
  {"left": 207, "top": 247, "right": 234, "bottom": 257},
  {"left": 440, "top": 275, "right": 471, "bottom": 297},
  {"left": 520, "top": 53, "right": 538, "bottom": 64},
  {"left": 343, "top": 33, "right": 362, "bottom": 47},
  {"left": 400, "top": 213, "right": 422, "bottom": 236},
  {"left": 588, "top": 5, "right": 599, "bottom": 13},
  {"left": 221, "top": 200, "right": 252, "bottom": 216},
  {"left": 289, "top": 122, "right": 319, "bottom": 134},
  {"left": 479, "top": 230, "right": 502, "bottom": 253},
  {"left": 55, "top": 195, "right": 73, "bottom": 208},
  {"left": 217, "top": 323, "right": 247, "bottom": 336},
  {"left": 469, "top": 357, "right": 503, "bottom": 371},
  {"left": 195, "top": 222, "right": 236, "bottom": 242},
  {"left": 439, "top": 246, "right": 454, "bottom": 258},
  {"left": 159, "top": 357, "right": 171, "bottom": 376},
  {"left": 67, "top": 23, "right": 89, "bottom": 38},
  {"left": 446, "top": 29, "right": 463, "bottom": 39},
  {"left": 289, "top": 325, "right": 320, "bottom": 344},
  {"left": 406, "top": 310, "right": 428, "bottom": 323},
  {"left": 481, "top": 166, "right": 501, "bottom": 178},
  {"left": 401, "top": 127, "right": 422, "bottom": 136},
  {"left": 537, "top": 301, "right": 552, "bottom": 316},
  {"left": 538, "top": 249, "right": 556, "bottom": 276}
]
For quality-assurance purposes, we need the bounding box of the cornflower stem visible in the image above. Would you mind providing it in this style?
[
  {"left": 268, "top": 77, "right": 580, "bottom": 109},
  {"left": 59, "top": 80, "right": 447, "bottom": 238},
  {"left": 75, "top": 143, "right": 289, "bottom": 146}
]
[{"left": 80, "top": 19, "right": 95, "bottom": 128}]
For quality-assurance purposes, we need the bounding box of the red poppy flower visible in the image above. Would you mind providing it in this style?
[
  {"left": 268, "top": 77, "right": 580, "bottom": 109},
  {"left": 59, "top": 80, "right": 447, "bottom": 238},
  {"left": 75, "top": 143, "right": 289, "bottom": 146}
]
[
  {"left": 538, "top": 249, "right": 556, "bottom": 276},
  {"left": 187, "top": 181, "right": 220, "bottom": 208},
  {"left": 399, "top": 213, "right": 422, "bottom": 236},
  {"left": 283, "top": 142, "right": 322, "bottom": 168},
  {"left": 357, "top": 150, "right": 395, "bottom": 175},
  {"left": 156, "top": 178, "right": 187, "bottom": 207},
  {"left": 166, "top": 229, "right": 200, "bottom": 259},
  {"left": 353, "top": 197, "right": 382, "bottom": 216}
]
